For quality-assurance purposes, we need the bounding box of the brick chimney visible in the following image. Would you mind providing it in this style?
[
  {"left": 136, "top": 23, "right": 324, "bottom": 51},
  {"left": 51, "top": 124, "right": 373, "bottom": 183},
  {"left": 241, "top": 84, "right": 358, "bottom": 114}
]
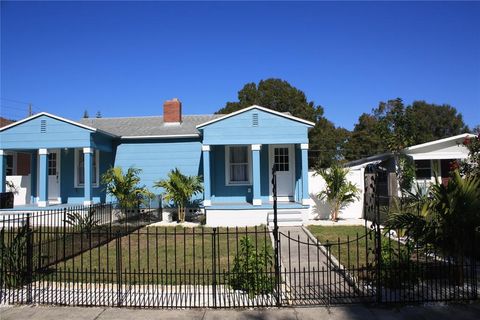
[{"left": 163, "top": 98, "right": 182, "bottom": 123}]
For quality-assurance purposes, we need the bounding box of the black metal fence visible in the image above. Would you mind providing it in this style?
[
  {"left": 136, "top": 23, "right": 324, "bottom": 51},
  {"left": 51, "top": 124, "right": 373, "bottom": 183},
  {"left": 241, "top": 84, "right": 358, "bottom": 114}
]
[{"left": 0, "top": 189, "right": 478, "bottom": 308}]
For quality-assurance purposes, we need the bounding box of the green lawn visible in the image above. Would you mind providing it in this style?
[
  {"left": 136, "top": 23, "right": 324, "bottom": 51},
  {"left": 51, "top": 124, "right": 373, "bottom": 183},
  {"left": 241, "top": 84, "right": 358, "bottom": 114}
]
[
  {"left": 307, "top": 225, "right": 376, "bottom": 269},
  {"left": 43, "top": 226, "right": 273, "bottom": 284}
]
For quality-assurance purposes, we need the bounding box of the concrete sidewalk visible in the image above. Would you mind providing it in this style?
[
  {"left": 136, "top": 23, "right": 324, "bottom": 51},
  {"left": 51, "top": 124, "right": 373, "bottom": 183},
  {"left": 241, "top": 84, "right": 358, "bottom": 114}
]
[{"left": 1, "top": 303, "right": 480, "bottom": 320}]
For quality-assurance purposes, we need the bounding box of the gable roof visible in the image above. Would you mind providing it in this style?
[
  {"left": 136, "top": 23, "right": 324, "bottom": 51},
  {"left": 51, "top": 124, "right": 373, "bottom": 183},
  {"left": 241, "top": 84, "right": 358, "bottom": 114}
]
[
  {"left": 196, "top": 105, "right": 316, "bottom": 128},
  {"left": 79, "top": 114, "right": 223, "bottom": 138},
  {"left": 403, "top": 133, "right": 476, "bottom": 152},
  {"left": 0, "top": 112, "right": 116, "bottom": 137},
  {"left": 345, "top": 133, "right": 476, "bottom": 167}
]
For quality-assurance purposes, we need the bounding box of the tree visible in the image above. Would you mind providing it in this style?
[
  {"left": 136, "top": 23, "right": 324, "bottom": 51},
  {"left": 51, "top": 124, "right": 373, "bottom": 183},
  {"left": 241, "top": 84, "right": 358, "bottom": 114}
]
[
  {"left": 316, "top": 164, "right": 360, "bottom": 221},
  {"left": 217, "top": 78, "right": 346, "bottom": 168},
  {"left": 83, "top": 110, "right": 89, "bottom": 118},
  {"left": 459, "top": 132, "right": 480, "bottom": 179},
  {"left": 154, "top": 168, "right": 203, "bottom": 223},
  {"left": 343, "top": 113, "right": 384, "bottom": 161},
  {"left": 406, "top": 101, "right": 469, "bottom": 145},
  {"left": 101, "top": 167, "right": 152, "bottom": 209}
]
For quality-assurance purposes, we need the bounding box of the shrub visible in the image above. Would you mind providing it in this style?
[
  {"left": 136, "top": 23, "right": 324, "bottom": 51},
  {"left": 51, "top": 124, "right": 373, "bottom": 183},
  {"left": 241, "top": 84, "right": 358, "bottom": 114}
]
[
  {"left": 0, "top": 225, "right": 31, "bottom": 288},
  {"left": 229, "top": 236, "right": 275, "bottom": 297},
  {"left": 65, "top": 207, "right": 100, "bottom": 233}
]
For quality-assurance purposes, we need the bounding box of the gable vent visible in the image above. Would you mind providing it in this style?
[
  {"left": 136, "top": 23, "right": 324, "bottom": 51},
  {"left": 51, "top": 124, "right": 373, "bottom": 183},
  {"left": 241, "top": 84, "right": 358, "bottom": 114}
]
[
  {"left": 252, "top": 113, "right": 259, "bottom": 127},
  {"left": 40, "top": 120, "right": 47, "bottom": 133}
]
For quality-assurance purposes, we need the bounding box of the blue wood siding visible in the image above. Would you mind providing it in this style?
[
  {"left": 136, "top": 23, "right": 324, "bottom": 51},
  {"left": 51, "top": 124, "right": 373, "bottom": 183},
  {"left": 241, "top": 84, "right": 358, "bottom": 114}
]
[
  {"left": 210, "top": 145, "right": 272, "bottom": 203},
  {"left": 201, "top": 108, "right": 310, "bottom": 145},
  {"left": 0, "top": 115, "right": 94, "bottom": 149},
  {"left": 60, "top": 149, "right": 111, "bottom": 204},
  {"left": 113, "top": 138, "right": 202, "bottom": 205}
]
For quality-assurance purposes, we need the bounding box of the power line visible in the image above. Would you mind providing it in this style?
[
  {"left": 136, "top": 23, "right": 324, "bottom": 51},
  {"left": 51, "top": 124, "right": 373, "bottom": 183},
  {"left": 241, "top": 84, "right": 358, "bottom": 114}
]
[{"left": 0, "top": 98, "right": 31, "bottom": 105}]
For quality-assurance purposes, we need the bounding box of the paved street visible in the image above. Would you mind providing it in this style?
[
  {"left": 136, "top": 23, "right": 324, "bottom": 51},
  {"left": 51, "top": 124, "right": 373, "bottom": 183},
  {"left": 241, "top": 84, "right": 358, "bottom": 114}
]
[{"left": 1, "top": 303, "right": 480, "bottom": 320}]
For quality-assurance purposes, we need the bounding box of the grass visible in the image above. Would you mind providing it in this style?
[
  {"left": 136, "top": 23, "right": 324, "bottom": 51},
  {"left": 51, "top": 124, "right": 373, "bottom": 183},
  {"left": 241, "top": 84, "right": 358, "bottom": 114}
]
[
  {"left": 41, "top": 226, "right": 273, "bottom": 284},
  {"left": 307, "top": 225, "right": 376, "bottom": 269}
]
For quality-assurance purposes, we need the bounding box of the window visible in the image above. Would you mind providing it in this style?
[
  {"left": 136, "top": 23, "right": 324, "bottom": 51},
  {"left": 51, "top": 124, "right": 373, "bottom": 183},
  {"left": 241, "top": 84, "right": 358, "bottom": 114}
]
[
  {"left": 274, "top": 147, "right": 289, "bottom": 172},
  {"left": 415, "top": 160, "right": 431, "bottom": 180},
  {"left": 74, "top": 149, "right": 99, "bottom": 187},
  {"left": 5, "top": 154, "right": 14, "bottom": 175},
  {"left": 226, "top": 146, "right": 251, "bottom": 185},
  {"left": 48, "top": 153, "right": 57, "bottom": 175}
]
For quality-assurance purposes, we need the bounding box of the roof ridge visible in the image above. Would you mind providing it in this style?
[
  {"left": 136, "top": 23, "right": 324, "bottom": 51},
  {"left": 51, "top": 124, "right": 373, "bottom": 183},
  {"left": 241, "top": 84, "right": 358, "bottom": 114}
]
[{"left": 79, "top": 114, "right": 220, "bottom": 121}]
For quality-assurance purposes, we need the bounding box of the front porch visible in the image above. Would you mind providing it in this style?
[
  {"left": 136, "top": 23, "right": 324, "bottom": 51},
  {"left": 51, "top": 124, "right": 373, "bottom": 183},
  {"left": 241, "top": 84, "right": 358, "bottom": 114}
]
[{"left": 202, "top": 143, "right": 310, "bottom": 210}]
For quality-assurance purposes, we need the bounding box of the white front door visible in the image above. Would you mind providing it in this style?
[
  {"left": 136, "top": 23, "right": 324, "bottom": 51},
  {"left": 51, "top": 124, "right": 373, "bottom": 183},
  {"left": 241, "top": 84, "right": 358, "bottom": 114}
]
[{"left": 269, "top": 145, "right": 295, "bottom": 201}]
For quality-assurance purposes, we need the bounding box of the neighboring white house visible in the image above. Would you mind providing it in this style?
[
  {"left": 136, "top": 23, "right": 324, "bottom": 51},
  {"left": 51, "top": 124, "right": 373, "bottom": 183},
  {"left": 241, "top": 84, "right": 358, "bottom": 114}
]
[{"left": 307, "top": 133, "right": 475, "bottom": 222}]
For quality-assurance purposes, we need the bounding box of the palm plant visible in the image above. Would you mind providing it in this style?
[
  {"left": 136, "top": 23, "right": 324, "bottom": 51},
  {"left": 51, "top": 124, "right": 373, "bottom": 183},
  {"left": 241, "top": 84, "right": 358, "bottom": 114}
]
[
  {"left": 101, "top": 167, "right": 153, "bottom": 209},
  {"left": 154, "top": 168, "right": 203, "bottom": 223},
  {"left": 316, "top": 164, "right": 360, "bottom": 221},
  {"left": 386, "top": 171, "right": 480, "bottom": 253}
]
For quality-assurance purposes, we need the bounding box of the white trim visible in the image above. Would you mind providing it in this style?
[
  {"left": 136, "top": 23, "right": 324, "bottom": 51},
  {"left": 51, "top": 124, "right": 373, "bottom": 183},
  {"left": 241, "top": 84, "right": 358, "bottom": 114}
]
[
  {"left": 0, "top": 112, "right": 118, "bottom": 137},
  {"left": 225, "top": 145, "right": 252, "bottom": 186},
  {"left": 302, "top": 198, "right": 310, "bottom": 206},
  {"left": 203, "top": 199, "right": 212, "bottom": 207},
  {"left": 253, "top": 199, "right": 262, "bottom": 206},
  {"left": 37, "top": 200, "right": 48, "bottom": 207},
  {"left": 300, "top": 143, "right": 309, "bottom": 150},
  {"left": 83, "top": 200, "right": 93, "bottom": 205},
  {"left": 202, "top": 145, "right": 211, "bottom": 152},
  {"left": 0, "top": 150, "right": 4, "bottom": 156},
  {"left": 268, "top": 144, "right": 296, "bottom": 201},
  {"left": 74, "top": 148, "right": 100, "bottom": 188},
  {"left": 404, "top": 133, "right": 476, "bottom": 151},
  {"left": 83, "top": 147, "right": 94, "bottom": 154},
  {"left": 38, "top": 148, "right": 48, "bottom": 155},
  {"left": 163, "top": 122, "right": 181, "bottom": 126},
  {"left": 196, "top": 105, "right": 316, "bottom": 128},
  {"left": 120, "top": 134, "right": 199, "bottom": 140},
  {"left": 251, "top": 144, "right": 262, "bottom": 151}
]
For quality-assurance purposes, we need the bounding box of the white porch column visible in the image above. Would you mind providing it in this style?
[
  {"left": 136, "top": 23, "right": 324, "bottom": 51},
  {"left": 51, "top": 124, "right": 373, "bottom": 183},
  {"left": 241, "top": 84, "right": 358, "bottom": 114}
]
[
  {"left": 38, "top": 148, "right": 49, "bottom": 207},
  {"left": 202, "top": 145, "right": 211, "bottom": 207},
  {"left": 301, "top": 143, "right": 310, "bottom": 205},
  {"left": 0, "top": 150, "right": 6, "bottom": 193},
  {"left": 252, "top": 144, "right": 262, "bottom": 206},
  {"left": 83, "top": 147, "right": 93, "bottom": 205}
]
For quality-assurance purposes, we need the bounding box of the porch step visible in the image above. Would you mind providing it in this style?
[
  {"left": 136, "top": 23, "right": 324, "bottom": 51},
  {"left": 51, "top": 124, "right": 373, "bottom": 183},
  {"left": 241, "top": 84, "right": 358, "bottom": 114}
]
[{"left": 267, "top": 211, "right": 303, "bottom": 227}]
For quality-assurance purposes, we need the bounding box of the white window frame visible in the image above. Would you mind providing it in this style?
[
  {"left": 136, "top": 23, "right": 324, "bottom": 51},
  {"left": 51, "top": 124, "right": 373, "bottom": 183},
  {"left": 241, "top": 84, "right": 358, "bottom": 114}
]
[
  {"left": 74, "top": 149, "right": 100, "bottom": 188},
  {"left": 225, "top": 145, "right": 252, "bottom": 186}
]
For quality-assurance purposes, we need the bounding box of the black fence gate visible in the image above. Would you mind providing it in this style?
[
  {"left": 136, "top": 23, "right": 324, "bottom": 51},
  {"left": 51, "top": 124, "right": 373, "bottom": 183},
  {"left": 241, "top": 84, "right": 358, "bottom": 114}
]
[{"left": 0, "top": 166, "right": 478, "bottom": 308}]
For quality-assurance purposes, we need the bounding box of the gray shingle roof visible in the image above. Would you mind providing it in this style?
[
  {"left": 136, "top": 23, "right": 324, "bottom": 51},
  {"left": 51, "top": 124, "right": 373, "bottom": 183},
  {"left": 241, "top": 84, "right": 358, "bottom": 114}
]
[{"left": 79, "top": 115, "right": 223, "bottom": 137}]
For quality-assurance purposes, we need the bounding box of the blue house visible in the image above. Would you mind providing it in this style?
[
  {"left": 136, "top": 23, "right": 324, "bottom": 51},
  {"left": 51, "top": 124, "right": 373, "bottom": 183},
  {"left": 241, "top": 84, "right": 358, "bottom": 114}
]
[{"left": 0, "top": 99, "right": 314, "bottom": 226}]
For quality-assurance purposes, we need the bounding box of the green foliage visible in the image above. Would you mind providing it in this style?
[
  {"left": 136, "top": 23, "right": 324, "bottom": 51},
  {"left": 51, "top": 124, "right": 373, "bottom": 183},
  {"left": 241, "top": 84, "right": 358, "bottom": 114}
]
[
  {"left": 344, "top": 99, "right": 469, "bottom": 161},
  {"left": 406, "top": 101, "right": 469, "bottom": 145},
  {"left": 0, "top": 225, "right": 30, "bottom": 288},
  {"left": 460, "top": 133, "right": 480, "bottom": 179},
  {"left": 65, "top": 208, "right": 100, "bottom": 232},
  {"left": 379, "top": 237, "right": 416, "bottom": 289},
  {"left": 398, "top": 154, "right": 415, "bottom": 193},
  {"left": 229, "top": 236, "right": 275, "bottom": 297},
  {"left": 217, "top": 78, "right": 347, "bottom": 168},
  {"left": 316, "top": 164, "right": 360, "bottom": 221},
  {"left": 154, "top": 168, "right": 203, "bottom": 222},
  {"left": 386, "top": 171, "right": 480, "bottom": 255},
  {"left": 101, "top": 167, "right": 153, "bottom": 209},
  {"left": 343, "top": 113, "right": 384, "bottom": 161}
]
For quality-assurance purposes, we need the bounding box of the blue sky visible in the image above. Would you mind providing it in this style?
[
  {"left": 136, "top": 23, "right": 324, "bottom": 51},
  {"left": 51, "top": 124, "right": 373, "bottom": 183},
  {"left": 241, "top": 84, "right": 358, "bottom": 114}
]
[{"left": 1, "top": 1, "right": 479, "bottom": 130}]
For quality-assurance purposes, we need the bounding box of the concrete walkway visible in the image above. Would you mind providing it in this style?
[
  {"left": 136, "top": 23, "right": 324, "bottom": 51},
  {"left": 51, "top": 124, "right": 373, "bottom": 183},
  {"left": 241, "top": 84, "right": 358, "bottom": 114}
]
[
  {"left": 1, "top": 303, "right": 480, "bottom": 320},
  {"left": 278, "top": 227, "right": 363, "bottom": 304}
]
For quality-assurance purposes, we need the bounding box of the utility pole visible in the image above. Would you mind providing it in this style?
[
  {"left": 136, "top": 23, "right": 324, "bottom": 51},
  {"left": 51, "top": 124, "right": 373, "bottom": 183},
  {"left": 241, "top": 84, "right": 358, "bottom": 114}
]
[{"left": 28, "top": 104, "right": 33, "bottom": 116}]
